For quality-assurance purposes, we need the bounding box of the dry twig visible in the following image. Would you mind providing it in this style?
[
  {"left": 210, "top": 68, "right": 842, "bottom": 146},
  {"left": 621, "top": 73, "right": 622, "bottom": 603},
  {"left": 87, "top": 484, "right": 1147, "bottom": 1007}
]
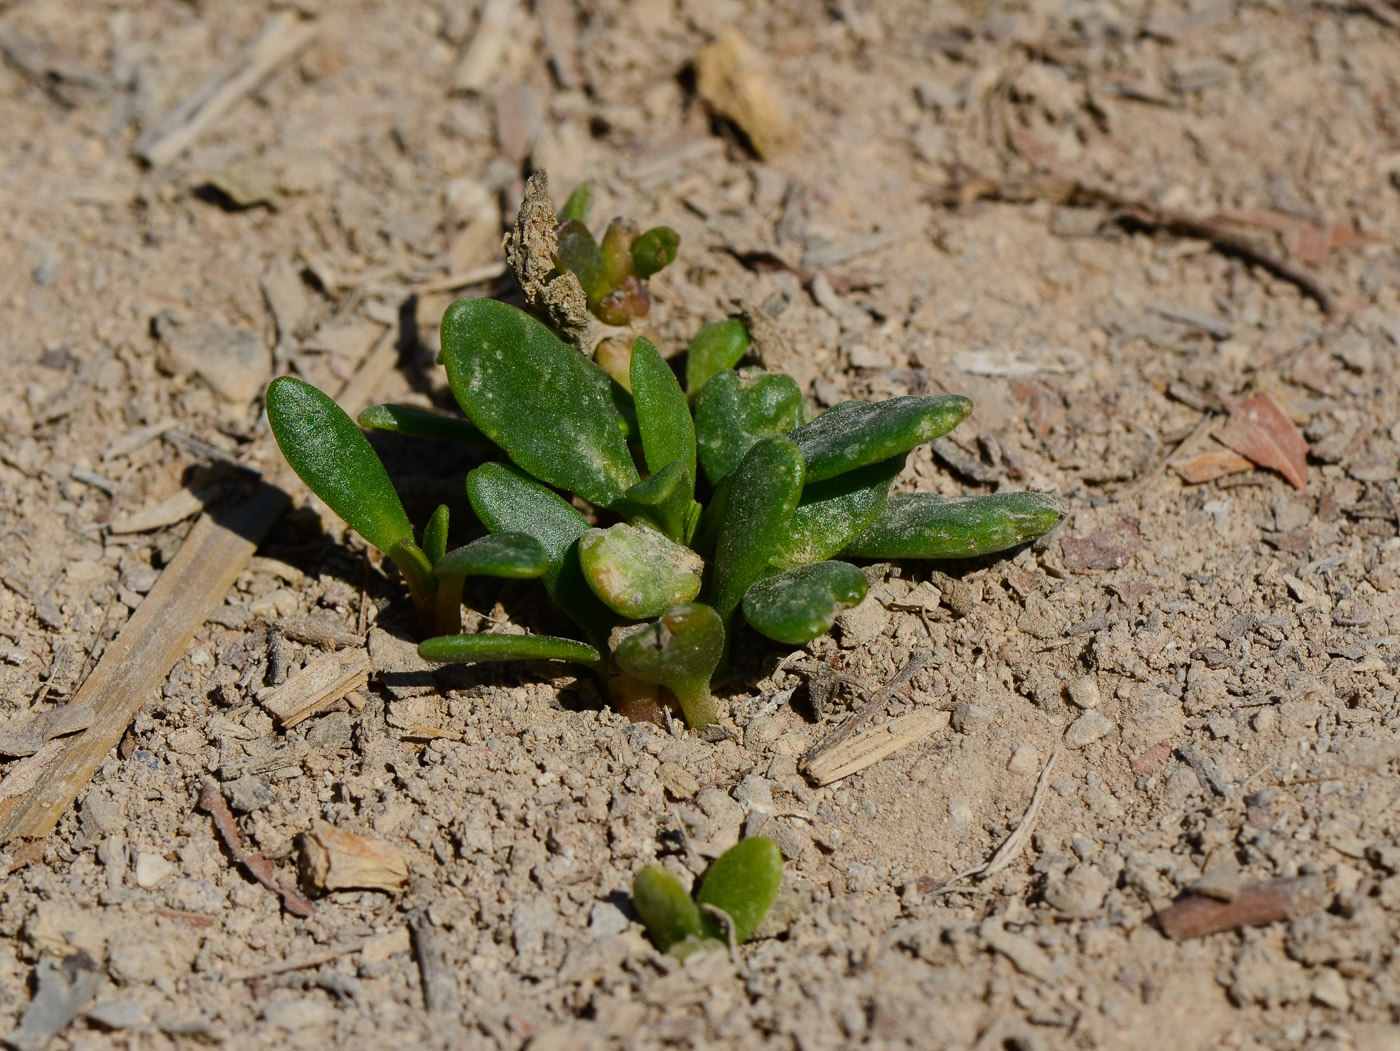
[
  {"left": 1157, "top": 874, "right": 1327, "bottom": 939},
  {"left": 197, "top": 779, "right": 315, "bottom": 918}
]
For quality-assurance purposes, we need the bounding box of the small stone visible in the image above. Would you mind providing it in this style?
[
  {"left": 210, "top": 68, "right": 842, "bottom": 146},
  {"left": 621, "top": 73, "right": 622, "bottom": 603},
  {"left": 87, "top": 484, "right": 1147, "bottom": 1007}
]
[
  {"left": 166, "top": 877, "right": 227, "bottom": 915},
  {"left": 950, "top": 701, "right": 993, "bottom": 734},
  {"left": 1007, "top": 743, "right": 1040, "bottom": 774},
  {"left": 248, "top": 587, "right": 298, "bottom": 619},
  {"left": 587, "top": 902, "right": 629, "bottom": 939},
  {"left": 154, "top": 311, "right": 271, "bottom": 404},
  {"left": 133, "top": 852, "right": 176, "bottom": 889},
  {"left": 165, "top": 727, "right": 205, "bottom": 755},
  {"left": 1312, "top": 968, "right": 1350, "bottom": 1010},
  {"left": 1067, "top": 675, "right": 1101, "bottom": 709},
  {"left": 732, "top": 774, "right": 774, "bottom": 817},
  {"left": 1065, "top": 710, "right": 1113, "bottom": 748},
  {"left": 657, "top": 761, "right": 699, "bottom": 800},
  {"left": 262, "top": 996, "right": 336, "bottom": 1032},
  {"left": 835, "top": 595, "right": 890, "bottom": 647},
  {"left": 223, "top": 774, "right": 273, "bottom": 813},
  {"left": 87, "top": 1001, "right": 149, "bottom": 1030},
  {"left": 745, "top": 717, "right": 781, "bottom": 750},
  {"left": 305, "top": 711, "right": 354, "bottom": 751},
  {"left": 1042, "top": 864, "right": 1109, "bottom": 918}
]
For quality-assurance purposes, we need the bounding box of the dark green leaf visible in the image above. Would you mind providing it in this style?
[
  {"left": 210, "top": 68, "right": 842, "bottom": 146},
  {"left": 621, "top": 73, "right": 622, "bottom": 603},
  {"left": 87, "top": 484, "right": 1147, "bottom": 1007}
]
[
  {"left": 742, "top": 561, "right": 868, "bottom": 645},
  {"left": 612, "top": 603, "right": 725, "bottom": 728},
  {"left": 266, "top": 377, "right": 413, "bottom": 557},
  {"left": 633, "top": 866, "right": 704, "bottom": 953},
  {"left": 466, "top": 463, "right": 619, "bottom": 644},
  {"left": 694, "top": 371, "right": 808, "bottom": 488},
  {"left": 623, "top": 461, "right": 698, "bottom": 542},
  {"left": 770, "top": 455, "right": 904, "bottom": 569},
  {"left": 554, "top": 218, "right": 608, "bottom": 302},
  {"left": 841, "top": 491, "right": 1068, "bottom": 559},
  {"left": 631, "top": 337, "right": 696, "bottom": 485},
  {"left": 578, "top": 524, "right": 703, "bottom": 619},
  {"left": 356, "top": 403, "right": 489, "bottom": 446},
  {"left": 418, "top": 633, "right": 603, "bottom": 673},
  {"left": 708, "top": 436, "right": 805, "bottom": 623},
  {"left": 434, "top": 531, "right": 547, "bottom": 581},
  {"left": 443, "top": 299, "right": 640, "bottom": 509},
  {"left": 696, "top": 838, "right": 783, "bottom": 945},
  {"left": 559, "top": 182, "right": 593, "bottom": 223},
  {"left": 631, "top": 226, "right": 680, "bottom": 279},
  {"left": 789, "top": 395, "right": 972, "bottom": 483},
  {"left": 423, "top": 504, "right": 450, "bottom": 566},
  {"left": 685, "top": 319, "right": 750, "bottom": 396}
]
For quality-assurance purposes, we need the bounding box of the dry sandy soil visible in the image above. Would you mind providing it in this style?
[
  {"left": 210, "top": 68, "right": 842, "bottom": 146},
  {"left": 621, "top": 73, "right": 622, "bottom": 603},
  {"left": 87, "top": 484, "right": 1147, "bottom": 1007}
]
[{"left": 2, "top": 0, "right": 1400, "bottom": 1048}]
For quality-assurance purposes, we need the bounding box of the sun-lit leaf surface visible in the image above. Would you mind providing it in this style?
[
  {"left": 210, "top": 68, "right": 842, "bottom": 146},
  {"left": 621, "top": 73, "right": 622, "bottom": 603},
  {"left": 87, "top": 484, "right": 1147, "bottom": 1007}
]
[
  {"left": 633, "top": 865, "right": 704, "bottom": 953},
  {"left": 434, "top": 532, "right": 548, "bottom": 581},
  {"left": 685, "top": 318, "right": 751, "bottom": 397},
  {"left": 579, "top": 524, "right": 704, "bottom": 619},
  {"left": 696, "top": 837, "right": 783, "bottom": 945},
  {"left": 623, "top": 461, "right": 700, "bottom": 542},
  {"left": 553, "top": 218, "right": 608, "bottom": 302},
  {"left": 707, "top": 436, "right": 805, "bottom": 623},
  {"left": 612, "top": 603, "right": 725, "bottom": 728},
  {"left": 631, "top": 226, "right": 680, "bottom": 279},
  {"left": 559, "top": 182, "right": 593, "bottom": 223},
  {"left": 769, "top": 455, "right": 904, "bottom": 569},
  {"left": 789, "top": 395, "right": 972, "bottom": 483},
  {"left": 356, "top": 403, "right": 489, "bottom": 446},
  {"left": 694, "top": 370, "right": 808, "bottom": 488},
  {"left": 631, "top": 337, "right": 696, "bottom": 485},
  {"left": 599, "top": 217, "right": 639, "bottom": 287},
  {"left": 418, "top": 632, "right": 603, "bottom": 672},
  {"left": 266, "top": 377, "right": 413, "bottom": 557},
  {"left": 443, "top": 299, "right": 640, "bottom": 509},
  {"left": 742, "top": 561, "right": 869, "bottom": 645},
  {"left": 841, "top": 491, "right": 1068, "bottom": 559}
]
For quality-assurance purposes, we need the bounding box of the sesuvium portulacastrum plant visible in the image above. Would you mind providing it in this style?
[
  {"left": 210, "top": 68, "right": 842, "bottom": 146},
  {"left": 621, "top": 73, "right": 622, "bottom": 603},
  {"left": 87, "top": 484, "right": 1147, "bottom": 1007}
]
[
  {"left": 634, "top": 838, "right": 782, "bottom": 960},
  {"left": 265, "top": 183, "right": 1066, "bottom": 730}
]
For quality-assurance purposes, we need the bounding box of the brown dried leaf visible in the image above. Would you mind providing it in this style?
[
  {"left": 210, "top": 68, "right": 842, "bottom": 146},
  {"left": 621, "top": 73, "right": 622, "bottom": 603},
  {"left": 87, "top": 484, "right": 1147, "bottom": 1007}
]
[
  {"left": 1215, "top": 393, "right": 1308, "bottom": 490},
  {"left": 1172, "top": 448, "right": 1253, "bottom": 484},
  {"left": 1060, "top": 519, "right": 1142, "bottom": 573}
]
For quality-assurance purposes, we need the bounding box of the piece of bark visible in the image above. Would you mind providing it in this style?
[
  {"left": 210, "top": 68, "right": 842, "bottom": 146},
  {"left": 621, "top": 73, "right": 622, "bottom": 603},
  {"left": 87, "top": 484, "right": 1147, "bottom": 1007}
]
[
  {"left": 274, "top": 617, "right": 363, "bottom": 650},
  {"left": 0, "top": 702, "right": 96, "bottom": 758},
  {"left": 1157, "top": 874, "right": 1327, "bottom": 939},
  {"left": 259, "top": 648, "right": 371, "bottom": 728},
  {"left": 0, "top": 481, "right": 288, "bottom": 844},
  {"left": 502, "top": 170, "right": 591, "bottom": 346},
  {"left": 300, "top": 823, "right": 408, "bottom": 893},
  {"left": 198, "top": 779, "right": 315, "bottom": 918},
  {"left": 1215, "top": 393, "right": 1309, "bottom": 490},
  {"left": 133, "top": 14, "right": 317, "bottom": 166},
  {"left": 694, "top": 28, "right": 792, "bottom": 159}
]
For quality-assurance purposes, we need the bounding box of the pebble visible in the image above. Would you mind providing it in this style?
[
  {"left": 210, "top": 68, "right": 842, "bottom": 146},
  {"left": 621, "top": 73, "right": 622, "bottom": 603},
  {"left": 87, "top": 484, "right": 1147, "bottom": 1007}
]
[
  {"left": 588, "top": 902, "right": 629, "bottom": 939},
  {"left": 262, "top": 997, "right": 336, "bottom": 1032},
  {"left": 1065, "top": 710, "right": 1114, "bottom": 748},
  {"left": 1007, "top": 742, "right": 1041, "bottom": 774},
  {"left": 835, "top": 595, "right": 890, "bottom": 647},
  {"left": 153, "top": 312, "right": 271, "bottom": 404},
  {"left": 950, "top": 701, "right": 993, "bottom": 734},
  {"left": 1312, "top": 968, "right": 1350, "bottom": 1010},
  {"left": 224, "top": 774, "right": 274, "bottom": 813},
  {"left": 1067, "top": 675, "right": 1101, "bottom": 709},
  {"left": 165, "top": 727, "right": 205, "bottom": 755},
  {"left": 133, "top": 852, "right": 176, "bottom": 889},
  {"left": 87, "top": 1001, "right": 149, "bottom": 1030},
  {"left": 166, "top": 877, "right": 227, "bottom": 915}
]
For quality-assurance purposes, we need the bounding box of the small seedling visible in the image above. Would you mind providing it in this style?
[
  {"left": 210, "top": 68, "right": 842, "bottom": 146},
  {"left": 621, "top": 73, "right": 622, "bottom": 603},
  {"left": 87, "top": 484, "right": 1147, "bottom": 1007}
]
[
  {"left": 633, "top": 837, "right": 783, "bottom": 960},
  {"left": 265, "top": 179, "right": 1066, "bottom": 729}
]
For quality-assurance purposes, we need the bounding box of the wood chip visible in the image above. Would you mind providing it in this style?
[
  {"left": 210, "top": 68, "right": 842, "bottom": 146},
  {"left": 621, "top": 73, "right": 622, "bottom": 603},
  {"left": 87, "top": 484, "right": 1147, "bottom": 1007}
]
[
  {"left": 803, "top": 708, "right": 949, "bottom": 786},
  {"left": 107, "top": 486, "right": 223, "bottom": 534},
  {"left": 300, "top": 823, "right": 409, "bottom": 893},
  {"left": 259, "top": 648, "right": 371, "bottom": 728},
  {"left": 1173, "top": 448, "right": 1254, "bottom": 484},
  {"left": 1215, "top": 392, "right": 1309, "bottom": 490},
  {"left": 694, "top": 28, "right": 792, "bottom": 159},
  {"left": 0, "top": 481, "right": 288, "bottom": 844},
  {"left": 133, "top": 13, "right": 317, "bottom": 167},
  {"left": 1157, "top": 874, "right": 1327, "bottom": 939}
]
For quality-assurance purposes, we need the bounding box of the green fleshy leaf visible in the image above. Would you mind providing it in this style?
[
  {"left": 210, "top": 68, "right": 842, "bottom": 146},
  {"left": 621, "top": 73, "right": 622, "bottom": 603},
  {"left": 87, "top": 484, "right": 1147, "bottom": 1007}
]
[
  {"left": 434, "top": 532, "right": 547, "bottom": 581},
  {"left": 593, "top": 276, "right": 650, "bottom": 326},
  {"left": 554, "top": 218, "right": 608, "bottom": 302},
  {"left": 840, "top": 491, "right": 1068, "bottom": 560},
  {"left": 442, "top": 299, "right": 640, "bottom": 510},
  {"left": 685, "top": 319, "right": 750, "bottom": 396},
  {"left": 623, "top": 461, "right": 699, "bottom": 542},
  {"left": 696, "top": 838, "right": 783, "bottom": 945},
  {"left": 599, "top": 217, "right": 639, "bottom": 287},
  {"left": 789, "top": 395, "right": 972, "bottom": 483},
  {"left": 418, "top": 632, "right": 603, "bottom": 673},
  {"left": 579, "top": 524, "right": 703, "bottom": 619},
  {"left": 633, "top": 866, "right": 704, "bottom": 953},
  {"left": 465, "top": 463, "right": 619, "bottom": 644},
  {"left": 612, "top": 603, "right": 725, "bottom": 728},
  {"left": 769, "top": 455, "right": 905, "bottom": 569},
  {"left": 707, "top": 436, "right": 805, "bottom": 623},
  {"left": 356, "top": 403, "right": 489, "bottom": 446},
  {"left": 559, "top": 182, "right": 593, "bottom": 223},
  {"left": 423, "top": 504, "right": 450, "bottom": 566},
  {"left": 266, "top": 377, "right": 414, "bottom": 557},
  {"left": 741, "top": 561, "right": 868, "bottom": 645},
  {"left": 631, "top": 337, "right": 696, "bottom": 485},
  {"left": 694, "top": 370, "right": 809, "bottom": 488},
  {"left": 631, "top": 226, "right": 680, "bottom": 279}
]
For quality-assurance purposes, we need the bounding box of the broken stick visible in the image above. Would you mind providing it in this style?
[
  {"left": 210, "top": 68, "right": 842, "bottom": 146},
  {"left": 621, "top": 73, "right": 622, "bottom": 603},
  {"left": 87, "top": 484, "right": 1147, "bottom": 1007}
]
[{"left": 198, "top": 779, "right": 315, "bottom": 918}]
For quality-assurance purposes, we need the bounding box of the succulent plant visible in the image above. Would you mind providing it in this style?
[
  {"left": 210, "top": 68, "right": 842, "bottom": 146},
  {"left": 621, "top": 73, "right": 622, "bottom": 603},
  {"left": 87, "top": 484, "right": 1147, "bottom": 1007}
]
[
  {"left": 633, "top": 837, "right": 783, "bottom": 960},
  {"left": 265, "top": 196, "right": 1066, "bottom": 730}
]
